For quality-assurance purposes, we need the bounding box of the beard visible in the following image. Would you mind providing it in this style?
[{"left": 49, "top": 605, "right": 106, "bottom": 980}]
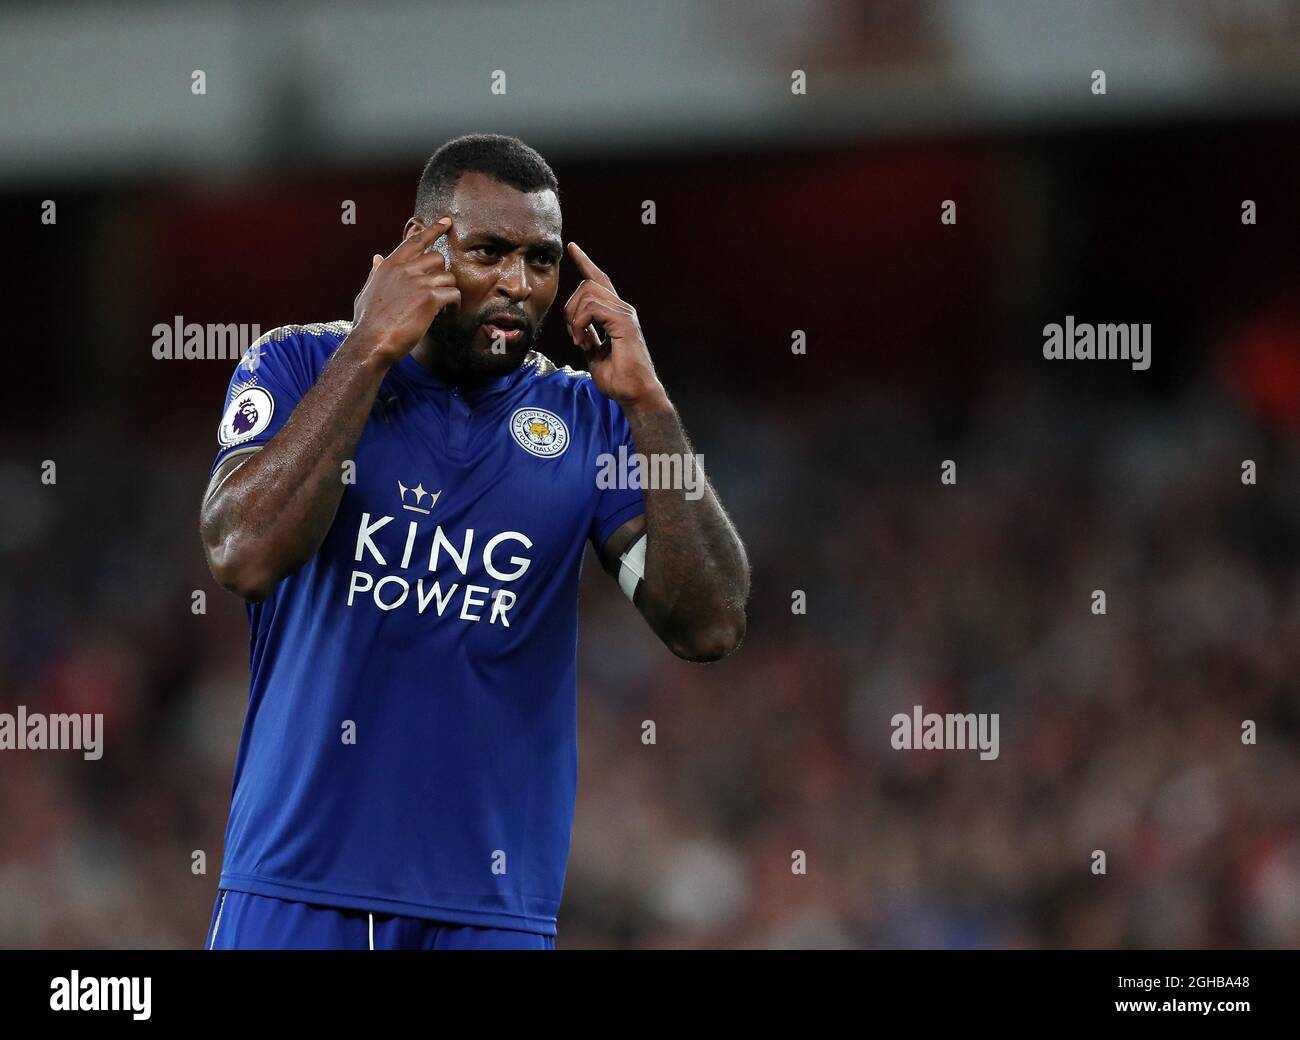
[{"left": 427, "top": 307, "right": 544, "bottom": 380}]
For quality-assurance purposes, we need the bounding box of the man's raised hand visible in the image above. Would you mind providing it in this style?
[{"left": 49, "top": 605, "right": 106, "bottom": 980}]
[
  {"left": 352, "top": 217, "right": 460, "bottom": 364},
  {"left": 563, "top": 241, "right": 664, "bottom": 409}
]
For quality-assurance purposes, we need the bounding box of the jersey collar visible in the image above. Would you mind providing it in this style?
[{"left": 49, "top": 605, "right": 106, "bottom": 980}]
[{"left": 395, "top": 352, "right": 537, "bottom": 397}]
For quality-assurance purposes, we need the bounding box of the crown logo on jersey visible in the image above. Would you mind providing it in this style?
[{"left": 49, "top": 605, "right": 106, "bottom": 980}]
[{"left": 398, "top": 480, "right": 441, "bottom": 515}]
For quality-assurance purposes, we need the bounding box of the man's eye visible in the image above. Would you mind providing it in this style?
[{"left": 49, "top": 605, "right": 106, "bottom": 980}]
[
  {"left": 531, "top": 254, "right": 557, "bottom": 267},
  {"left": 473, "top": 245, "right": 500, "bottom": 259}
]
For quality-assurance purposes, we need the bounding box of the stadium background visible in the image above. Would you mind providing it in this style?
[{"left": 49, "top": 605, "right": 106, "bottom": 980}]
[{"left": 2, "top": 0, "right": 1300, "bottom": 947}]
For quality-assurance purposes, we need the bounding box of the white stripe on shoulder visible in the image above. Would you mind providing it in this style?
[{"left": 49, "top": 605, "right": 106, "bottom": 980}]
[
  {"left": 524, "top": 350, "right": 589, "bottom": 379},
  {"left": 260, "top": 320, "right": 354, "bottom": 344},
  {"left": 242, "top": 321, "right": 354, "bottom": 355}
]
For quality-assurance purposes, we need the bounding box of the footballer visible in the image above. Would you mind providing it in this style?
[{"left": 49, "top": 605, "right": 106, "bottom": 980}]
[{"left": 198, "top": 134, "right": 749, "bottom": 950}]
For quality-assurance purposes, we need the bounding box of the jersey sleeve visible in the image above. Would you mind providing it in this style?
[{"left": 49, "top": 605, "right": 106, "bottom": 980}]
[
  {"left": 210, "top": 329, "right": 316, "bottom": 475},
  {"left": 588, "top": 393, "right": 646, "bottom": 551}
]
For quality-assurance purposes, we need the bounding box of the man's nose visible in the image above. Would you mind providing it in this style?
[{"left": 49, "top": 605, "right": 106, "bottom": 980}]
[{"left": 496, "top": 255, "right": 530, "bottom": 301}]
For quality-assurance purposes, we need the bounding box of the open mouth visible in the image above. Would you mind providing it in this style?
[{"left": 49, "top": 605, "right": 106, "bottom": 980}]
[{"left": 481, "top": 316, "right": 527, "bottom": 344}]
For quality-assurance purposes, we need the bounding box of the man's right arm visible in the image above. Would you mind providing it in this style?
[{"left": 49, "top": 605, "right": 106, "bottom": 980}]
[{"left": 200, "top": 217, "right": 456, "bottom": 601}]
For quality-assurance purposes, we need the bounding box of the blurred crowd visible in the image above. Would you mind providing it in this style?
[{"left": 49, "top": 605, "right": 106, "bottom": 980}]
[{"left": 3, "top": 351, "right": 1298, "bottom": 949}]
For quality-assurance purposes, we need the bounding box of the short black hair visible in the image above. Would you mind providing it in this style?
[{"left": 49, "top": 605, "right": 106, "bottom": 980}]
[{"left": 414, "top": 134, "right": 559, "bottom": 221}]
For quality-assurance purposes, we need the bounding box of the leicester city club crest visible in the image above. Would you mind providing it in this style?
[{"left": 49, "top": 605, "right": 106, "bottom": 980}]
[{"left": 509, "top": 407, "right": 569, "bottom": 459}]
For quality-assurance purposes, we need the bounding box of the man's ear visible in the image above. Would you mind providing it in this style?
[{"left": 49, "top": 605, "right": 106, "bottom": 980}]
[{"left": 402, "top": 217, "right": 424, "bottom": 241}]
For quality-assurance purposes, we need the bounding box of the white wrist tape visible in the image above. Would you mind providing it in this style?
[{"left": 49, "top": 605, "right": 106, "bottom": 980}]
[{"left": 618, "top": 532, "right": 648, "bottom": 603}]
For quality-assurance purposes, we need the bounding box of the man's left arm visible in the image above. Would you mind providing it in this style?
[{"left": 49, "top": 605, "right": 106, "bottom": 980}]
[{"left": 564, "top": 242, "right": 750, "bottom": 662}]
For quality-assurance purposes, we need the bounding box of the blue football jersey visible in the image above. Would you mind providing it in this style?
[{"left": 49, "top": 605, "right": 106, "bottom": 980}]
[{"left": 210, "top": 321, "right": 645, "bottom": 935}]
